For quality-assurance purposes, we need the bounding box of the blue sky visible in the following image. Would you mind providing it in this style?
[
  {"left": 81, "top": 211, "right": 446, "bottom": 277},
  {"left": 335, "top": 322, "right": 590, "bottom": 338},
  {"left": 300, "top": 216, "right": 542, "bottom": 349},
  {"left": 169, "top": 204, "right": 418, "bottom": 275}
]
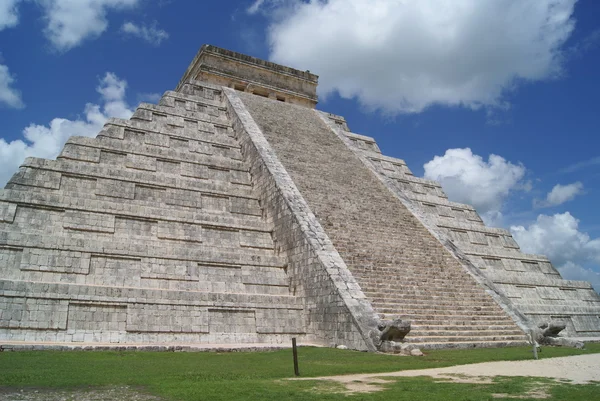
[{"left": 0, "top": 0, "right": 599, "bottom": 290}]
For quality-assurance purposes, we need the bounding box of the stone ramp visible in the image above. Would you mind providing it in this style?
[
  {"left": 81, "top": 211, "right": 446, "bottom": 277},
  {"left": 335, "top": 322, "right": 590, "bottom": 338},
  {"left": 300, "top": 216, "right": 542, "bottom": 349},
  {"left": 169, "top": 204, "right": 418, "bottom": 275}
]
[
  {"left": 236, "top": 91, "right": 529, "bottom": 349},
  {"left": 0, "top": 81, "right": 306, "bottom": 346},
  {"left": 323, "top": 113, "right": 600, "bottom": 338}
]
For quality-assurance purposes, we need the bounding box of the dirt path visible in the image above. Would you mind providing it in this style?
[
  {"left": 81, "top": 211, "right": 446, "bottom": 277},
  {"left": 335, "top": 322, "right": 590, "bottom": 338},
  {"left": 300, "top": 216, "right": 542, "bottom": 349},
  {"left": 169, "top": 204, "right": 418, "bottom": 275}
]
[{"left": 291, "top": 354, "right": 600, "bottom": 393}]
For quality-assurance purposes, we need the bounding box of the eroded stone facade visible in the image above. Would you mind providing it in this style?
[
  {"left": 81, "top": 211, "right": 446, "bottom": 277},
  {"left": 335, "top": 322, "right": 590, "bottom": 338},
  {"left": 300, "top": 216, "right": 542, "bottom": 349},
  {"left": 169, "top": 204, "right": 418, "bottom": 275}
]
[{"left": 0, "top": 45, "right": 598, "bottom": 350}]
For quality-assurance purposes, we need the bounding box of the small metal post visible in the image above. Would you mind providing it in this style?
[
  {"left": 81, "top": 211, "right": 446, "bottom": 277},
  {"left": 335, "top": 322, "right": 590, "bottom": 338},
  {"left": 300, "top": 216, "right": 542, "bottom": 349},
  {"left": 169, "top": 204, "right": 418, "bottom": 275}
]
[{"left": 292, "top": 337, "right": 300, "bottom": 376}]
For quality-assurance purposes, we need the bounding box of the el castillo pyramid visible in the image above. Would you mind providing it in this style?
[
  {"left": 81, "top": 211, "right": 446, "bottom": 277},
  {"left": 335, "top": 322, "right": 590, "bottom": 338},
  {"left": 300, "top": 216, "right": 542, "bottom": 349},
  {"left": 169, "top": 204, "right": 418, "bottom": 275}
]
[{"left": 1, "top": 45, "right": 599, "bottom": 351}]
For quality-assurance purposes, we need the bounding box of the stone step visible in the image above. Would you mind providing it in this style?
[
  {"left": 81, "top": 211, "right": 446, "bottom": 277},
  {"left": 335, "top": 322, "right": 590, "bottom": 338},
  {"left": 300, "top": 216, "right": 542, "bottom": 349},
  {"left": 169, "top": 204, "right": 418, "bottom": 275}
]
[
  {"left": 363, "top": 290, "right": 489, "bottom": 299},
  {"left": 408, "top": 329, "right": 525, "bottom": 338},
  {"left": 10, "top": 158, "right": 256, "bottom": 200},
  {"left": 374, "top": 307, "right": 509, "bottom": 317},
  {"left": 404, "top": 334, "right": 528, "bottom": 343},
  {"left": 0, "top": 230, "right": 286, "bottom": 268},
  {"left": 161, "top": 89, "right": 224, "bottom": 109},
  {"left": 134, "top": 102, "right": 228, "bottom": 126},
  {"left": 371, "top": 302, "right": 501, "bottom": 312},
  {"left": 379, "top": 313, "right": 516, "bottom": 323},
  {"left": 411, "top": 323, "right": 522, "bottom": 331},
  {"left": 63, "top": 135, "right": 249, "bottom": 172},
  {"left": 0, "top": 189, "right": 267, "bottom": 231},
  {"left": 101, "top": 118, "right": 238, "bottom": 148},
  {"left": 407, "top": 340, "right": 529, "bottom": 350}
]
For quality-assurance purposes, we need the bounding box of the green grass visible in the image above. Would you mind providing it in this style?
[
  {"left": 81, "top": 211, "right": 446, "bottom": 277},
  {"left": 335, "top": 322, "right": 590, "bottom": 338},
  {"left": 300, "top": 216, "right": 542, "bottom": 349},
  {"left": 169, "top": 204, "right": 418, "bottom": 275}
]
[{"left": 1, "top": 344, "right": 599, "bottom": 400}]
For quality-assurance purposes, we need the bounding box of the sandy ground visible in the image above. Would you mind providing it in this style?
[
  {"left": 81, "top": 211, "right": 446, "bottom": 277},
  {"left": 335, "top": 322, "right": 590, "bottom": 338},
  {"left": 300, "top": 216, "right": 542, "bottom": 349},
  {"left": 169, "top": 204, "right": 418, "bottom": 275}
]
[
  {"left": 0, "top": 386, "right": 165, "bottom": 401},
  {"left": 291, "top": 354, "right": 600, "bottom": 393}
]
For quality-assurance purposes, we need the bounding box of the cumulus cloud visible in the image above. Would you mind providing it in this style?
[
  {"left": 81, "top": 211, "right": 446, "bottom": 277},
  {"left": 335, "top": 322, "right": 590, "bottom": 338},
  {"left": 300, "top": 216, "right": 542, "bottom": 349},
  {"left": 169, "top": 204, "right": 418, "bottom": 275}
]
[
  {"left": 0, "top": 63, "right": 24, "bottom": 109},
  {"left": 0, "top": 0, "right": 22, "bottom": 30},
  {"left": 534, "top": 182, "right": 584, "bottom": 208},
  {"left": 423, "top": 148, "right": 526, "bottom": 224},
  {"left": 36, "top": 0, "right": 139, "bottom": 51},
  {"left": 0, "top": 72, "right": 133, "bottom": 186},
  {"left": 511, "top": 212, "right": 600, "bottom": 291},
  {"left": 121, "top": 21, "right": 169, "bottom": 46},
  {"left": 254, "top": 0, "right": 577, "bottom": 114}
]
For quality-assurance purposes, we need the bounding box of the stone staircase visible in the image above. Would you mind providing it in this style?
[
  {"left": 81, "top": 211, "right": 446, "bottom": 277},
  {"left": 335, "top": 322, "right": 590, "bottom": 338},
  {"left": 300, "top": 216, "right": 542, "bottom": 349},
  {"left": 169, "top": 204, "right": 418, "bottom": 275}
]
[
  {"left": 0, "top": 80, "right": 307, "bottom": 346},
  {"left": 237, "top": 91, "right": 529, "bottom": 349},
  {"left": 320, "top": 113, "right": 600, "bottom": 339}
]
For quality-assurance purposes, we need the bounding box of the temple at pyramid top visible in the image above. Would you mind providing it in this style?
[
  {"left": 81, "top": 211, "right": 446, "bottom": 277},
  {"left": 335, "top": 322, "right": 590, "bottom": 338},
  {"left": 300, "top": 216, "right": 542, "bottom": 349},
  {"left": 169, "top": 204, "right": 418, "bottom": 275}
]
[{"left": 176, "top": 44, "right": 319, "bottom": 108}]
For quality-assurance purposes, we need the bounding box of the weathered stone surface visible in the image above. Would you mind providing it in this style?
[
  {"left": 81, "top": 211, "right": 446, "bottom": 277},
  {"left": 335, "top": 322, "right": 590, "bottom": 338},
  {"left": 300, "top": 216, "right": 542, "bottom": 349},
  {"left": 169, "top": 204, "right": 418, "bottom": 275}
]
[
  {"left": 1, "top": 44, "right": 596, "bottom": 351},
  {"left": 378, "top": 319, "right": 411, "bottom": 342}
]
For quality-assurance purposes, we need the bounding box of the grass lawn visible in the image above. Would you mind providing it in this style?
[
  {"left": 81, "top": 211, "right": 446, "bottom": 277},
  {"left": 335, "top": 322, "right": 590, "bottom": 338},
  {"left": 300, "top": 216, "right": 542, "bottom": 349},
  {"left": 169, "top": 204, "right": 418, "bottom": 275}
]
[{"left": 1, "top": 344, "right": 599, "bottom": 400}]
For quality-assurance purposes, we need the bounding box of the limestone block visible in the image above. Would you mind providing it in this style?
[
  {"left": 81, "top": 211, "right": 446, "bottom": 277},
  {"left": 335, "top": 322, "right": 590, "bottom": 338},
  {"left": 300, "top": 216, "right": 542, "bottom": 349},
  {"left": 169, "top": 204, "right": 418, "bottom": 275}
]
[
  {"left": 59, "top": 143, "right": 101, "bottom": 163},
  {"left": 95, "top": 179, "right": 135, "bottom": 199},
  {"left": 230, "top": 170, "right": 251, "bottom": 185},
  {"left": 214, "top": 124, "right": 232, "bottom": 137},
  {"left": 536, "top": 287, "right": 565, "bottom": 300},
  {"left": 157, "top": 221, "right": 203, "bottom": 243},
  {"left": 128, "top": 304, "right": 208, "bottom": 333},
  {"left": 157, "top": 159, "right": 181, "bottom": 174},
  {"left": 20, "top": 248, "right": 91, "bottom": 274},
  {"left": 180, "top": 162, "right": 208, "bottom": 179},
  {"left": 64, "top": 210, "right": 115, "bottom": 233},
  {"left": 166, "top": 188, "right": 202, "bottom": 209},
  {"left": 0, "top": 247, "right": 22, "bottom": 271},
  {"left": 8, "top": 167, "right": 61, "bottom": 190},
  {"left": 202, "top": 227, "right": 239, "bottom": 247},
  {"left": 209, "top": 308, "right": 256, "bottom": 333},
  {"left": 571, "top": 316, "right": 600, "bottom": 332},
  {"left": 230, "top": 197, "right": 261, "bottom": 216},
  {"left": 190, "top": 140, "right": 213, "bottom": 155},
  {"left": 208, "top": 167, "right": 230, "bottom": 182},
  {"left": 142, "top": 258, "right": 199, "bottom": 281},
  {"left": 90, "top": 255, "right": 141, "bottom": 287},
  {"left": 240, "top": 230, "right": 273, "bottom": 249},
  {"left": 197, "top": 263, "right": 242, "bottom": 286},
  {"left": 203, "top": 194, "right": 229, "bottom": 212},
  {"left": 468, "top": 231, "right": 488, "bottom": 245},
  {"left": 0, "top": 202, "right": 17, "bottom": 223},
  {"left": 68, "top": 303, "right": 127, "bottom": 332},
  {"left": 503, "top": 259, "right": 528, "bottom": 272},
  {"left": 126, "top": 154, "right": 157, "bottom": 172},
  {"left": 145, "top": 132, "right": 170, "bottom": 148},
  {"left": 0, "top": 297, "right": 68, "bottom": 330},
  {"left": 482, "top": 257, "right": 504, "bottom": 269},
  {"left": 114, "top": 217, "right": 156, "bottom": 238},
  {"left": 135, "top": 185, "right": 166, "bottom": 202},
  {"left": 99, "top": 150, "right": 127, "bottom": 165},
  {"left": 132, "top": 108, "right": 153, "bottom": 121},
  {"left": 98, "top": 123, "right": 126, "bottom": 140},
  {"left": 255, "top": 309, "right": 305, "bottom": 334},
  {"left": 169, "top": 137, "right": 189, "bottom": 149},
  {"left": 539, "top": 261, "right": 561, "bottom": 276},
  {"left": 242, "top": 266, "right": 287, "bottom": 286}
]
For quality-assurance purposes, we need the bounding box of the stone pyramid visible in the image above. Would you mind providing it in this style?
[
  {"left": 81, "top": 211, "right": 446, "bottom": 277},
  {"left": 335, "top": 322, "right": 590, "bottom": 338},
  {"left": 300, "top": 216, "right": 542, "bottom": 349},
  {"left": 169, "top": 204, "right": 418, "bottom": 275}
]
[{"left": 1, "top": 45, "right": 598, "bottom": 351}]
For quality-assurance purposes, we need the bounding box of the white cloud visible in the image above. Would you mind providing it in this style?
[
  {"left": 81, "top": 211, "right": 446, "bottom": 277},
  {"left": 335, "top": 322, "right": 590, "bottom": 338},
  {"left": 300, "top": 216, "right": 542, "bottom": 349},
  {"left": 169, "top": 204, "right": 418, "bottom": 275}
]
[
  {"left": 256, "top": 0, "right": 577, "bottom": 114},
  {"left": 37, "top": 0, "right": 139, "bottom": 51},
  {"left": 0, "top": 63, "right": 24, "bottom": 109},
  {"left": 423, "top": 148, "right": 526, "bottom": 222},
  {"left": 0, "top": 0, "right": 22, "bottom": 30},
  {"left": 121, "top": 21, "right": 169, "bottom": 46},
  {"left": 511, "top": 212, "right": 600, "bottom": 291},
  {"left": 247, "top": 0, "right": 265, "bottom": 14},
  {"left": 0, "top": 72, "right": 133, "bottom": 186},
  {"left": 534, "top": 181, "right": 584, "bottom": 208}
]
